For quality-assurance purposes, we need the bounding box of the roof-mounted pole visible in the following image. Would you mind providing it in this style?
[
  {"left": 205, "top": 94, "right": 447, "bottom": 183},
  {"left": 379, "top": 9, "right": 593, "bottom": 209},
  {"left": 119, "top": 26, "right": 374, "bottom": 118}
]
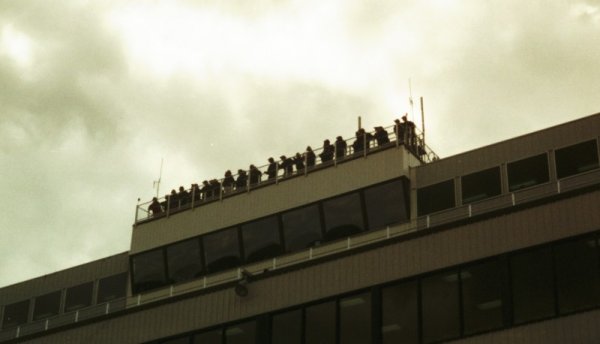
[
  {"left": 358, "top": 116, "right": 362, "bottom": 130},
  {"left": 153, "top": 158, "right": 164, "bottom": 198},
  {"left": 420, "top": 97, "right": 425, "bottom": 148}
]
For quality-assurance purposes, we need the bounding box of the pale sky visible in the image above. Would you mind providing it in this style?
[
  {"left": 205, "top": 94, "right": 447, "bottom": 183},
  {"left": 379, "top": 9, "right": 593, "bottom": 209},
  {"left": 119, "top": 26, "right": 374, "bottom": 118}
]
[{"left": 1, "top": 0, "right": 599, "bottom": 288}]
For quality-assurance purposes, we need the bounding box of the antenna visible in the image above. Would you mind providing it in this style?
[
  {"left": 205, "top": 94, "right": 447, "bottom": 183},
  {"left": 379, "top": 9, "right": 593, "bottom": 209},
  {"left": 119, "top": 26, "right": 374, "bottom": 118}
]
[
  {"left": 153, "top": 158, "right": 164, "bottom": 198},
  {"left": 358, "top": 116, "right": 362, "bottom": 130},
  {"left": 420, "top": 97, "right": 426, "bottom": 148},
  {"left": 408, "top": 78, "right": 414, "bottom": 121}
]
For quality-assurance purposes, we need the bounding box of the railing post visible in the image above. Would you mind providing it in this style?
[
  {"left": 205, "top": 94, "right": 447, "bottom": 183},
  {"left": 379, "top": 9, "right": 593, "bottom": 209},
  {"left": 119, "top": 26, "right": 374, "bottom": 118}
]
[
  {"left": 45, "top": 319, "right": 49, "bottom": 330},
  {"left": 75, "top": 310, "right": 79, "bottom": 322},
  {"left": 105, "top": 302, "right": 110, "bottom": 314},
  {"left": 16, "top": 326, "right": 20, "bottom": 338},
  {"left": 134, "top": 205, "right": 139, "bottom": 224},
  {"left": 191, "top": 187, "right": 195, "bottom": 209}
]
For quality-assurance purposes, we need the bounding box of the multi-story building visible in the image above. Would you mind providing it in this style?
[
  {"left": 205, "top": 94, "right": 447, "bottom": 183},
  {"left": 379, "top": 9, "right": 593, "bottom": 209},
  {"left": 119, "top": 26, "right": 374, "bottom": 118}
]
[{"left": 1, "top": 113, "right": 599, "bottom": 343}]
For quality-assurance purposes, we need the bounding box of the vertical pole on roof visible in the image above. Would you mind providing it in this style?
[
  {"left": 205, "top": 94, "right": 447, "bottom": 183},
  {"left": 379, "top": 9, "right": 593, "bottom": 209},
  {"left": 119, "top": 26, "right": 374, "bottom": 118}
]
[
  {"left": 358, "top": 116, "right": 362, "bottom": 130},
  {"left": 409, "top": 78, "right": 414, "bottom": 121},
  {"left": 420, "top": 97, "right": 426, "bottom": 149},
  {"left": 153, "top": 158, "right": 164, "bottom": 198}
]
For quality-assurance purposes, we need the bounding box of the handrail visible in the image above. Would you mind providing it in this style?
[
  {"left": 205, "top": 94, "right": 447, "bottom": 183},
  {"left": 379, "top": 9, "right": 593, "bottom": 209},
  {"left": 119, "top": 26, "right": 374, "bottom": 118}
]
[{"left": 135, "top": 123, "right": 439, "bottom": 224}]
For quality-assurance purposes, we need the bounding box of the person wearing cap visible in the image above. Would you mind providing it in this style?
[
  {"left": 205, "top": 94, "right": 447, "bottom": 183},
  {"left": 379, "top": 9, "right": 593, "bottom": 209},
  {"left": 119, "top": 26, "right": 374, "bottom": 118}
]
[{"left": 335, "top": 136, "right": 347, "bottom": 160}]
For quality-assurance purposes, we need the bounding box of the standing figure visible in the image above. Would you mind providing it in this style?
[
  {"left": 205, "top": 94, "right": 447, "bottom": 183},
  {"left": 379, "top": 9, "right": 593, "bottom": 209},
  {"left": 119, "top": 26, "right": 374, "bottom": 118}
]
[
  {"left": 374, "top": 126, "right": 390, "bottom": 146},
  {"left": 178, "top": 186, "right": 190, "bottom": 207},
  {"left": 235, "top": 169, "right": 248, "bottom": 190},
  {"left": 222, "top": 170, "right": 235, "bottom": 193},
  {"left": 394, "top": 118, "right": 405, "bottom": 143},
  {"left": 249, "top": 164, "right": 262, "bottom": 185},
  {"left": 148, "top": 197, "right": 163, "bottom": 217},
  {"left": 305, "top": 146, "right": 316, "bottom": 168},
  {"left": 319, "top": 139, "right": 334, "bottom": 163},
  {"left": 293, "top": 152, "right": 305, "bottom": 173},
  {"left": 191, "top": 183, "right": 201, "bottom": 203},
  {"left": 266, "top": 158, "right": 278, "bottom": 180},
  {"left": 402, "top": 114, "right": 416, "bottom": 148},
  {"left": 335, "top": 136, "right": 347, "bottom": 160},
  {"left": 209, "top": 179, "right": 222, "bottom": 198},
  {"left": 280, "top": 155, "right": 294, "bottom": 176},
  {"left": 201, "top": 180, "right": 212, "bottom": 200}
]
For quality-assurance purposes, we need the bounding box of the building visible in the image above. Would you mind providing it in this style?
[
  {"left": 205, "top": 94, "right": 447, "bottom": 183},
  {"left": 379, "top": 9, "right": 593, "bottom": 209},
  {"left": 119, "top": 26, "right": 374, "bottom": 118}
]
[{"left": 1, "top": 113, "right": 600, "bottom": 344}]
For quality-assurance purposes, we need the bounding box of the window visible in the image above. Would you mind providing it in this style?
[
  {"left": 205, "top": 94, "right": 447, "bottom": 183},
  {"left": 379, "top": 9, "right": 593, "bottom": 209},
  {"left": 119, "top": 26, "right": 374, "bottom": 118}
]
[
  {"left": 364, "top": 179, "right": 409, "bottom": 230},
  {"left": 340, "top": 292, "right": 372, "bottom": 344},
  {"left": 510, "top": 247, "right": 555, "bottom": 324},
  {"left": 192, "top": 329, "right": 221, "bottom": 343},
  {"left": 132, "top": 249, "right": 168, "bottom": 293},
  {"left": 167, "top": 238, "right": 204, "bottom": 284},
  {"left": 225, "top": 320, "right": 256, "bottom": 344},
  {"left": 555, "top": 140, "right": 599, "bottom": 179},
  {"left": 417, "top": 180, "right": 455, "bottom": 216},
  {"left": 33, "top": 291, "right": 61, "bottom": 321},
  {"left": 381, "top": 280, "right": 418, "bottom": 344},
  {"left": 281, "top": 205, "right": 323, "bottom": 252},
  {"left": 203, "top": 227, "right": 242, "bottom": 274},
  {"left": 2, "top": 300, "right": 30, "bottom": 328},
  {"left": 271, "top": 309, "right": 302, "bottom": 344},
  {"left": 461, "top": 259, "right": 507, "bottom": 335},
  {"left": 305, "top": 301, "right": 336, "bottom": 344},
  {"left": 461, "top": 167, "right": 501, "bottom": 204},
  {"left": 65, "top": 282, "right": 93, "bottom": 312},
  {"left": 322, "top": 193, "right": 365, "bottom": 241},
  {"left": 241, "top": 216, "right": 283, "bottom": 263},
  {"left": 97, "top": 273, "right": 127, "bottom": 303},
  {"left": 507, "top": 154, "right": 550, "bottom": 191},
  {"left": 421, "top": 271, "right": 460, "bottom": 343},
  {"left": 554, "top": 237, "right": 600, "bottom": 313}
]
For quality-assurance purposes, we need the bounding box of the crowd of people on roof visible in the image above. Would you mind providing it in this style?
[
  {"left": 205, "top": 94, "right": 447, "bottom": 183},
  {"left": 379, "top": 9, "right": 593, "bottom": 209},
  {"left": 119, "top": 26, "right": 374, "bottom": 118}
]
[{"left": 147, "top": 116, "right": 417, "bottom": 217}]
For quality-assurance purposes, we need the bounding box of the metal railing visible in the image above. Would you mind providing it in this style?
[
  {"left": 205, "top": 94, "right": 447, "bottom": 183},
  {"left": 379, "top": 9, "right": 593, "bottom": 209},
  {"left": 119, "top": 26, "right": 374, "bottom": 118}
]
[{"left": 135, "top": 123, "right": 439, "bottom": 224}]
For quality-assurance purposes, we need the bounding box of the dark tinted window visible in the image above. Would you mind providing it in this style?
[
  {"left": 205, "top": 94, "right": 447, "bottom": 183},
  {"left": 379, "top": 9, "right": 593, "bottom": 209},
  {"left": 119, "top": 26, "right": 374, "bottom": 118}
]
[
  {"left": 65, "top": 282, "right": 93, "bottom": 312},
  {"left": 554, "top": 237, "right": 600, "bottom": 313},
  {"left": 97, "top": 273, "right": 127, "bottom": 303},
  {"left": 364, "top": 179, "right": 409, "bottom": 230},
  {"left": 322, "top": 193, "right": 364, "bottom": 241},
  {"left": 281, "top": 205, "right": 323, "bottom": 252},
  {"left": 381, "top": 280, "right": 418, "bottom": 344},
  {"left": 2, "top": 300, "right": 30, "bottom": 328},
  {"left": 305, "top": 301, "right": 336, "bottom": 344},
  {"left": 193, "top": 329, "right": 222, "bottom": 343},
  {"left": 132, "top": 249, "right": 167, "bottom": 293},
  {"left": 511, "top": 247, "right": 555, "bottom": 323},
  {"left": 225, "top": 320, "right": 256, "bottom": 344},
  {"left": 203, "top": 227, "right": 241, "bottom": 274},
  {"left": 33, "top": 291, "right": 61, "bottom": 320},
  {"left": 417, "top": 180, "right": 455, "bottom": 216},
  {"left": 241, "top": 216, "right": 282, "bottom": 263},
  {"left": 162, "top": 337, "right": 191, "bottom": 344},
  {"left": 461, "top": 167, "right": 501, "bottom": 204},
  {"left": 421, "top": 271, "right": 460, "bottom": 343},
  {"left": 271, "top": 309, "right": 302, "bottom": 344},
  {"left": 507, "top": 154, "right": 549, "bottom": 192},
  {"left": 461, "top": 259, "right": 507, "bottom": 335},
  {"left": 555, "top": 140, "right": 599, "bottom": 179},
  {"left": 167, "top": 238, "right": 204, "bottom": 284},
  {"left": 340, "top": 292, "right": 372, "bottom": 344}
]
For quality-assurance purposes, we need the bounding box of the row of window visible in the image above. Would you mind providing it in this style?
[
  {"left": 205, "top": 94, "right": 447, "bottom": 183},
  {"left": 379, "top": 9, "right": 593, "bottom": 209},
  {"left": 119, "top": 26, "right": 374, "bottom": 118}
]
[
  {"left": 131, "top": 179, "right": 410, "bottom": 294},
  {"left": 1, "top": 273, "right": 127, "bottom": 329},
  {"left": 418, "top": 139, "right": 599, "bottom": 216},
  {"left": 154, "top": 231, "right": 600, "bottom": 344}
]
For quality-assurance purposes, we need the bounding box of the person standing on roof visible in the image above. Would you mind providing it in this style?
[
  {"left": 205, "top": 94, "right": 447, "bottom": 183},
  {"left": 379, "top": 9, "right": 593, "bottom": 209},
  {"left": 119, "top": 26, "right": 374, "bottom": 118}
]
[{"left": 335, "top": 136, "right": 347, "bottom": 160}]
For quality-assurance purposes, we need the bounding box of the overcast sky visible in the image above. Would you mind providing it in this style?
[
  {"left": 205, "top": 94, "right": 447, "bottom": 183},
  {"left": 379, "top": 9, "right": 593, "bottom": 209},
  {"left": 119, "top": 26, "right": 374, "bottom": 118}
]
[{"left": 1, "top": 0, "right": 599, "bottom": 288}]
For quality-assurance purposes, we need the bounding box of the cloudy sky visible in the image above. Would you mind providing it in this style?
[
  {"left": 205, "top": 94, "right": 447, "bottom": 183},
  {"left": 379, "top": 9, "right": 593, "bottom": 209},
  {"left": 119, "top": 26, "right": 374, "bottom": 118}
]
[{"left": 1, "top": 0, "right": 599, "bottom": 288}]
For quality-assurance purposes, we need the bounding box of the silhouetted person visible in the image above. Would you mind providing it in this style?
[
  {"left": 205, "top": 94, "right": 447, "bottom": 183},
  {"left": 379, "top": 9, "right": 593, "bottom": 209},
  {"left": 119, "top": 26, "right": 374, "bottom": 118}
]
[
  {"left": 305, "top": 146, "right": 316, "bottom": 167},
  {"left": 374, "top": 126, "right": 390, "bottom": 146},
  {"left": 293, "top": 152, "right": 305, "bottom": 172},
  {"left": 249, "top": 164, "right": 262, "bottom": 185},
  {"left": 209, "top": 179, "right": 222, "bottom": 198},
  {"left": 178, "top": 186, "right": 190, "bottom": 206},
  {"left": 352, "top": 129, "right": 366, "bottom": 154},
  {"left": 236, "top": 169, "right": 248, "bottom": 190},
  {"left": 266, "top": 158, "right": 277, "bottom": 180},
  {"left": 160, "top": 194, "right": 169, "bottom": 211},
  {"left": 148, "top": 197, "right": 163, "bottom": 216},
  {"left": 191, "top": 183, "right": 201, "bottom": 203},
  {"left": 394, "top": 118, "right": 405, "bottom": 143},
  {"left": 169, "top": 189, "right": 179, "bottom": 209},
  {"left": 223, "top": 170, "right": 234, "bottom": 193},
  {"left": 280, "top": 155, "right": 294, "bottom": 176},
  {"left": 402, "top": 114, "right": 416, "bottom": 148},
  {"left": 319, "top": 139, "right": 334, "bottom": 163},
  {"left": 201, "top": 180, "right": 212, "bottom": 200},
  {"left": 335, "top": 136, "right": 347, "bottom": 160}
]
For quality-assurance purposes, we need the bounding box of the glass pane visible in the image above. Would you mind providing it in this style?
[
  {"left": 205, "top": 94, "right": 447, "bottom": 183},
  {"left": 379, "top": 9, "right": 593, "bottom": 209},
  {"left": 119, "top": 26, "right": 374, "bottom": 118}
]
[
  {"left": 461, "top": 167, "right": 501, "bottom": 204},
  {"left": 554, "top": 237, "right": 600, "bottom": 313},
  {"left": 65, "top": 282, "right": 93, "bottom": 312},
  {"left": 97, "top": 273, "right": 128, "bottom": 303},
  {"left": 461, "top": 259, "right": 507, "bottom": 335},
  {"left": 132, "top": 249, "right": 168, "bottom": 293},
  {"left": 33, "top": 291, "right": 61, "bottom": 320},
  {"left": 510, "top": 247, "right": 555, "bottom": 323},
  {"left": 507, "top": 154, "right": 549, "bottom": 191},
  {"left": 2, "top": 300, "right": 30, "bottom": 328},
  {"left": 381, "top": 281, "right": 418, "bottom": 344},
  {"left": 340, "top": 292, "right": 372, "bottom": 344},
  {"left": 421, "top": 271, "right": 460, "bottom": 343},
  {"left": 417, "top": 180, "right": 455, "bottom": 216},
  {"left": 167, "top": 238, "right": 204, "bottom": 284},
  {"left": 193, "top": 329, "right": 222, "bottom": 343},
  {"left": 305, "top": 301, "right": 336, "bottom": 344},
  {"left": 555, "top": 140, "right": 599, "bottom": 179},
  {"left": 241, "top": 216, "right": 283, "bottom": 263},
  {"left": 281, "top": 205, "right": 323, "bottom": 252},
  {"left": 364, "top": 179, "right": 409, "bottom": 230},
  {"left": 225, "top": 320, "right": 256, "bottom": 344},
  {"left": 322, "top": 193, "right": 364, "bottom": 241},
  {"left": 271, "top": 309, "right": 302, "bottom": 344},
  {"left": 203, "top": 227, "right": 242, "bottom": 274}
]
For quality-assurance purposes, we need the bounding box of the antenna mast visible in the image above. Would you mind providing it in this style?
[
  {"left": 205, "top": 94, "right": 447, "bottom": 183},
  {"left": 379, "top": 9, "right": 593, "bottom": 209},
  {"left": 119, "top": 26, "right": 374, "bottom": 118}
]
[
  {"left": 408, "top": 78, "right": 415, "bottom": 121},
  {"left": 420, "top": 97, "right": 425, "bottom": 149},
  {"left": 153, "top": 158, "right": 164, "bottom": 198}
]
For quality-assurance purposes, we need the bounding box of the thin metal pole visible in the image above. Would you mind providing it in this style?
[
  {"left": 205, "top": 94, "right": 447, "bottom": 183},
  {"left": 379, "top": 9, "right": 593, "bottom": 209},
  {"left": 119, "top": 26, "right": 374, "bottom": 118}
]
[{"left": 420, "top": 97, "right": 425, "bottom": 149}]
